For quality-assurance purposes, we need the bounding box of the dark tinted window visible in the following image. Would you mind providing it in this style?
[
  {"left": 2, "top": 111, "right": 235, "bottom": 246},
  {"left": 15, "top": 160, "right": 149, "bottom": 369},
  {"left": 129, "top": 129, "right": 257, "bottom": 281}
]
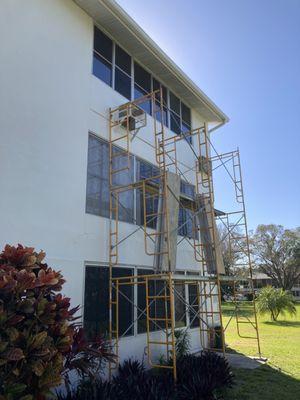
[
  {"left": 94, "top": 26, "right": 112, "bottom": 62},
  {"left": 138, "top": 269, "right": 169, "bottom": 333},
  {"left": 134, "top": 85, "right": 151, "bottom": 114},
  {"left": 188, "top": 284, "right": 200, "bottom": 328},
  {"left": 170, "top": 112, "right": 181, "bottom": 134},
  {"left": 84, "top": 266, "right": 109, "bottom": 339},
  {"left": 174, "top": 283, "right": 186, "bottom": 328},
  {"left": 112, "top": 268, "right": 134, "bottom": 336},
  {"left": 93, "top": 53, "right": 112, "bottom": 86},
  {"left": 170, "top": 92, "right": 180, "bottom": 114},
  {"left": 115, "top": 68, "right": 131, "bottom": 100},
  {"left": 137, "top": 269, "right": 153, "bottom": 333},
  {"left": 153, "top": 78, "right": 168, "bottom": 126},
  {"left": 84, "top": 266, "right": 134, "bottom": 339},
  {"left": 181, "top": 103, "right": 191, "bottom": 125},
  {"left": 181, "top": 181, "right": 195, "bottom": 199},
  {"left": 115, "top": 45, "right": 131, "bottom": 75},
  {"left": 134, "top": 62, "right": 151, "bottom": 92}
]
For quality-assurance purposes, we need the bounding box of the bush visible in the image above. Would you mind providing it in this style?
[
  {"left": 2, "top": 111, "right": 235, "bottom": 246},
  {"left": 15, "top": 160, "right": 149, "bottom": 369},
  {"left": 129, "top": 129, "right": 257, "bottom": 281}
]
[
  {"left": 174, "top": 329, "right": 191, "bottom": 358},
  {"left": 176, "top": 352, "right": 234, "bottom": 400},
  {"left": 0, "top": 244, "right": 114, "bottom": 400},
  {"left": 112, "top": 359, "right": 175, "bottom": 400},
  {"left": 256, "top": 286, "right": 296, "bottom": 321},
  {"left": 56, "top": 379, "right": 113, "bottom": 400}
]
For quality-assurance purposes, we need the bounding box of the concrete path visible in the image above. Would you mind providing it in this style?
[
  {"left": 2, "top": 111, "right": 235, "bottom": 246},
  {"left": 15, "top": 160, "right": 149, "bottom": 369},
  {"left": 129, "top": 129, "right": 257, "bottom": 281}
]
[{"left": 225, "top": 353, "right": 267, "bottom": 369}]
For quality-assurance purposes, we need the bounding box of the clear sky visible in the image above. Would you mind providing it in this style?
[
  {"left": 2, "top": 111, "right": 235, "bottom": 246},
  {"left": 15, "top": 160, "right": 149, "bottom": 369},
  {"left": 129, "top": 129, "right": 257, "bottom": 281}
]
[{"left": 117, "top": 0, "right": 300, "bottom": 231}]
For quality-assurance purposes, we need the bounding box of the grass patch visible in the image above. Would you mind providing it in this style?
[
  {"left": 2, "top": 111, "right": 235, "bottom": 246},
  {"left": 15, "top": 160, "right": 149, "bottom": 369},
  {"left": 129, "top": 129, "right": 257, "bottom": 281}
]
[{"left": 220, "top": 302, "right": 300, "bottom": 399}]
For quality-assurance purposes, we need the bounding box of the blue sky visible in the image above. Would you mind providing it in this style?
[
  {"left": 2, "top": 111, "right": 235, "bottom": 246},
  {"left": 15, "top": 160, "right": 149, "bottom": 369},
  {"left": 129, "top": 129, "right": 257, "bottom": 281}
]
[{"left": 117, "top": 0, "right": 300, "bottom": 231}]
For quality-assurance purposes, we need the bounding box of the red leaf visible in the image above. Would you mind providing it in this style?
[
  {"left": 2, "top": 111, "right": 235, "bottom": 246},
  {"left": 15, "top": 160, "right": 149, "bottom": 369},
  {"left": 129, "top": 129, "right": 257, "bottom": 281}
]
[{"left": 6, "top": 348, "right": 25, "bottom": 361}]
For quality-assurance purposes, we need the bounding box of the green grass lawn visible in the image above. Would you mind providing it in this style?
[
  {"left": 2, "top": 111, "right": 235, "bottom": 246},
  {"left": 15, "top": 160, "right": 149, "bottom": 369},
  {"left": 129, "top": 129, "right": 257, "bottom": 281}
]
[{"left": 220, "top": 302, "right": 300, "bottom": 399}]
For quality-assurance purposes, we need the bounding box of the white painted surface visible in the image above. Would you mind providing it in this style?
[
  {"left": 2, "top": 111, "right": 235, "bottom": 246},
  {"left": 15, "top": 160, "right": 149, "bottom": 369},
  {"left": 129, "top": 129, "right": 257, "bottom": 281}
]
[{"left": 0, "top": 0, "right": 217, "bottom": 366}]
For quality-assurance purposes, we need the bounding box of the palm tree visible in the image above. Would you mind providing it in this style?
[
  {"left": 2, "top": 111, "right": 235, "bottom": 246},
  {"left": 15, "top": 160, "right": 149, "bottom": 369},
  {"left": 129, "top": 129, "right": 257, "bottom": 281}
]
[{"left": 256, "top": 286, "right": 296, "bottom": 321}]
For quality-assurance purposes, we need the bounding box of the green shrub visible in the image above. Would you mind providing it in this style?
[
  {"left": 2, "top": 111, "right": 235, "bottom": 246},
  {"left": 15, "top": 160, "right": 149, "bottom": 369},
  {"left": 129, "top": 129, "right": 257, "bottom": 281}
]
[
  {"left": 256, "top": 286, "right": 296, "bottom": 321},
  {"left": 176, "top": 352, "right": 234, "bottom": 400}
]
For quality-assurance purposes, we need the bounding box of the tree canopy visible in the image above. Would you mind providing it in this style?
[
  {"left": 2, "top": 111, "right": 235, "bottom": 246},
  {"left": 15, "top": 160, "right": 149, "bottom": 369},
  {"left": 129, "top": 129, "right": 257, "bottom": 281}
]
[{"left": 251, "top": 224, "right": 300, "bottom": 290}]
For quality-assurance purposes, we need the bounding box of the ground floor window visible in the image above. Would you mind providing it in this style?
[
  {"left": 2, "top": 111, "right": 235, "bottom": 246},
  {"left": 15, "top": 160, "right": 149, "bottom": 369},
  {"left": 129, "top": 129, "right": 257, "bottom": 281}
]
[
  {"left": 84, "top": 266, "right": 205, "bottom": 338},
  {"left": 84, "top": 265, "right": 133, "bottom": 339}
]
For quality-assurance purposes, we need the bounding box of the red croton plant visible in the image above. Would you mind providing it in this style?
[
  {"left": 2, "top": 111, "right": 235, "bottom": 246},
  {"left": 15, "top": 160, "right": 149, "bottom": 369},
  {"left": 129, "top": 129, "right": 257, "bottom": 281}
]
[{"left": 0, "top": 245, "right": 114, "bottom": 400}]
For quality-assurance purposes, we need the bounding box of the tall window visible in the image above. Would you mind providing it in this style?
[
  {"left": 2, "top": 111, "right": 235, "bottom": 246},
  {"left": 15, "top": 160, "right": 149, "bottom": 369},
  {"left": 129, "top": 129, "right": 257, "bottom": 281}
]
[
  {"left": 178, "top": 181, "right": 196, "bottom": 238},
  {"left": 86, "top": 135, "right": 110, "bottom": 218},
  {"left": 136, "top": 158, "right": 160, "bottom": 229},
  {"left": 114, "top": 45, "right": 132, "bottom": 100},
  {"left": 174, "top": 283, "right": 187, "bottom": 328},
  {"left": 152, "top": 78, "right": 168, "bottom": 127},
  {"left": 134, "top": 62, "right": 152, "bottom": 114},
  {"left": 170, "top": 92, "right": 181, "bottom": 135},
  {"left": 84, "top": 266, "right": 134, "bottom": 339},
  {"left": 93, "top": 26, "right": 113, "bottom": 86},
  {"left": 188, "top": 284, "right": 200, "bottom": 328},
  {"left": 86, "top": 134, "right": 134, "bottom": 223},
  {"left": 170, "top": 91, "right": 192, "bottom": 143}
]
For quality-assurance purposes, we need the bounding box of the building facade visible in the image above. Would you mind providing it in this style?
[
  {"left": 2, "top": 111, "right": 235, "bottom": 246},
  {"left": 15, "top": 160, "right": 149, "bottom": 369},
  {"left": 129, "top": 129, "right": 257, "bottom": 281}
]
[{"left": 0, "top": 0, "right": 230, "bottom": 367}]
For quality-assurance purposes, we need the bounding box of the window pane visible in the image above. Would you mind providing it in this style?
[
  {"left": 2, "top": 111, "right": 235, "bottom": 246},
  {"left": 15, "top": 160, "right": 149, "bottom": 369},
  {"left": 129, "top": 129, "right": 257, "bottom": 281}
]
[
  {"left": 152, "top": 78, "right": 168, "bottom": 104},
  {"left": 182, "top": 121, "right": 192, "bottom": 144},
  {"left": 170, "top": 111, "right": 181, "bottom": 134},
  {"left": 175, "top": 283, "right": 186, "bottom": 328},
  {"left": 84, "top": 266, "right": 109, "bottom": 339},
  {"left": 134, "top": 62, "right": 151, "bottom": 92},
  {"left": 188, "top": 284, "right": 200, "bottom": 328},
  {"left": 181, "top": 103, "right": 191, "bottom": 125},
  {"left": 94, "top": 26, "right": 112, "bottom": 62},
  {"left": 137, "top": 269, "right": 153, "bottom": 333},
  {"left": 115, "top": 68, "right": 131, "bottom": 100},
  {"left": 178, "top": 207, "right": 187, "bottom": 237},
  {"left": 134, "top": 85, "right": 151, "bottom": 114},
  {"left": 155, "top": 105, "right": 168, "bottom": 127},
  {"left": 170, "top": 92, "right": 180, "bottom": 114},
  {"left": 181, "top": 181, "right": 195, "bottom": 199},
  {"left": 136, "top": 159, "right": 160, "bottom": 228},
  {"left": 86, "top": 135, "right": 109, "bottom": 217},
  {"left": 84, "top": 266, "right": 134, "bottom": 340},
  {"left": 112, "top": 268, "right": 134, "bottom": 336},
  {"left": 115, "top": 45, "right": 131, "bottom": 75},
  {"left": 112, "top": 148, "right": 134, "bottom": 223},
  {"left": 93, "top": 52, "right": 112, "bottom": 86}
]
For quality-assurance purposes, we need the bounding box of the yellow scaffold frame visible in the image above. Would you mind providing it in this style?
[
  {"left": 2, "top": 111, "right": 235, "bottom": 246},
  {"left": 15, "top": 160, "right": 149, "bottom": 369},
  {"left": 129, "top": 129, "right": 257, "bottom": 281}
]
[{"left": 105, "top": 89, "right": 261, "bottom": 380}]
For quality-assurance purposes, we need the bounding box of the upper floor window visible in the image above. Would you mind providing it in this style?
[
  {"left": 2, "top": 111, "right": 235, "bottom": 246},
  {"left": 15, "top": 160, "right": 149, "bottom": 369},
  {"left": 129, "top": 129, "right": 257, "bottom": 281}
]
[
  {"left": 93, "top": 26, "right": 113, "bottom": 86},
  {"left": 134, "top": 62, "right": 152, "bottom": 115},
  {"left": 170, "top": 92, "right": 192, "bottom": 143},
  {"left": 92, "top": 27, "right": 191, "bottom": 140},
  {"left": 153, "top": 78, "right": 168, "bottom": 127},
  {"left": 86, "top": 134, "right": 197, "bottom": 240},
  {"left": 115, "top": 45, "right": 132, "bottom": 100}
]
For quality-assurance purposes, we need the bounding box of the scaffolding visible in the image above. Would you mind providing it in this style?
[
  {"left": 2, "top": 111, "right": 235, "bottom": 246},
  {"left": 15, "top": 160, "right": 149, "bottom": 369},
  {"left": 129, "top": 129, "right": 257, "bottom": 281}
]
[{"left": 106, "top": 89, "right": 261, "bottom": 380}]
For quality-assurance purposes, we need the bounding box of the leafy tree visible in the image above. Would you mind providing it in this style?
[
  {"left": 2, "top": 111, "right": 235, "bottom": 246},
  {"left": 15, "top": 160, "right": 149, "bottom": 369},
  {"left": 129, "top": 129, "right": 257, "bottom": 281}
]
[
  {"left": 251, "top": 225, "right": 300, "bottom": 290},
  {"left": 256, "top": 286, "right": 296, "bottom": 321},
  {"left": 0, "top": 244, "right": 114, "bottom": 400}
]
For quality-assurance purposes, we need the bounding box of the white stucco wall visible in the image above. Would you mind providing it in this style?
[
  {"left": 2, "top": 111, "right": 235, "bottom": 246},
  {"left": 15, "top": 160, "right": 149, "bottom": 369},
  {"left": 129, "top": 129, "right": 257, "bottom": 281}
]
[{"left": 0, "top": 0, "right": 217, "bottom": 366}]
